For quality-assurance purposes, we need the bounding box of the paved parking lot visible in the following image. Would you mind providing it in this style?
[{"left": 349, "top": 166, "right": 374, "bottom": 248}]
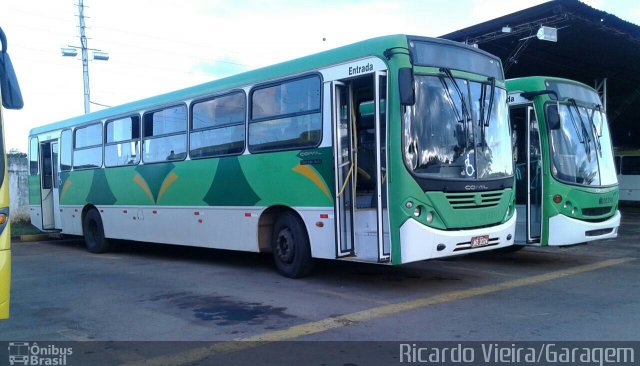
[{"left": 1, "top": 206, "right": 638, "bottom": 364}]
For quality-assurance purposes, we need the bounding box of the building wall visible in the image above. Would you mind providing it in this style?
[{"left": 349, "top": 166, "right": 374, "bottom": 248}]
[{"left": 8, "top": 154, "right": 29, "bottom": 222}]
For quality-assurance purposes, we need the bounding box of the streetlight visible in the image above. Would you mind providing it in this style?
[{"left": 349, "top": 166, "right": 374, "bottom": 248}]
[
  {"left": 60, "top": 0, "right": 109, "bottom": 114},
  {"left": 60, "top": 47, "right": 78, "bottom": 57}
]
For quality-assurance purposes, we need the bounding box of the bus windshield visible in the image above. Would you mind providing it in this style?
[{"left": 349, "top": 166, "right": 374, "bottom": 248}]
[
  {"left": 548, "top": 102, "right": 617, "bottom": 186},
  {"left": 404, "top": 74, "right": 513, "bottom": 180}
]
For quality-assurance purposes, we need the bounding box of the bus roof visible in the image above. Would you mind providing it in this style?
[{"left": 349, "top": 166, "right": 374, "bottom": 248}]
[
  {"left": 30, "top": 34, "right": 499, "bottom": 136},
  {"left": 506, "top": 76, "right": 594, "bottom": 93},
  {"left": 506, "top": 76, "right": 601, "bottom": 105}
]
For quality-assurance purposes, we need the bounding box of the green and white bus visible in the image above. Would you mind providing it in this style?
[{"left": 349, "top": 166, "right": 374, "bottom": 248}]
[
  {"left": 506, "top": 76, "right": 620, "bottom": 246},
  {"left": 29, "top": 35, "right": 516, "bottom": 277},
  {"left": 1, "top": 25, "right": 24, "bottom": 319}
]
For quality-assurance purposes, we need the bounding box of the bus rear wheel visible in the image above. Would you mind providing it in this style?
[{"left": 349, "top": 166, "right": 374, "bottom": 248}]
[
  {"left": 272, "top": 212, "right": 314, "bottom": 278},
  {"left": 82, "top": 209, "right": 112, "bottom": 254}
]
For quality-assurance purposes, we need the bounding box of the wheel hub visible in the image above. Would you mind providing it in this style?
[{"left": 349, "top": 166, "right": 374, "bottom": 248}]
[{"left": 276, "top": 228, "right": 295, "bottom": 263}]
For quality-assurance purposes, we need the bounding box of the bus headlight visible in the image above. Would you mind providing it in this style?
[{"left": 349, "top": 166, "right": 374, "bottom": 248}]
[
  {"left": 413, "top": 207, "right": 421, "bottom": 217},
  {"left": 426, "top": 211, "right": 433, "bottom": 223}
]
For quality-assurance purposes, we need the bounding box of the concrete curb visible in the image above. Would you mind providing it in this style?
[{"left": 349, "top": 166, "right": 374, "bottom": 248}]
[{"left": 15, "top": 234, "right": 51, "bottom": 242}]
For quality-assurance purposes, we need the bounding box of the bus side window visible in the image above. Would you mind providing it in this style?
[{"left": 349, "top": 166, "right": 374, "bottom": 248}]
[
  {"left": 142, "top": 105, "right": 187, "bottom": 163},
  {"left": 29, "top": 137, "right": 38, "bottom": 175},
  {"left": 40, "top": 143, "right": 52, "bottom": 189},
  {"left": 190, "top": 91, "right": 245, "bottom": 158},
  {"left": 60, "top": 129, "right": 73, "bottom": 171},
  {"left": 248, "top": 75, "right": 322, "bottom": 153},
  {"left": 73, "top": 123, "right": 103, "bottom": 169},
  {"left": 614, "top": 156, "right": 621, "bottom": 175},
  {"left": 621, "top": 156, "right": 640, "bottom": 175},
  {"left": 105, "top": 116, "right": 141, "bottom": 167}
]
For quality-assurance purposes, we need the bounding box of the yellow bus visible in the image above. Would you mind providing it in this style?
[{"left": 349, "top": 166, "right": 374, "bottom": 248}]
[{"left": 0, "top": 26, "right": 24, "bottom": 319}]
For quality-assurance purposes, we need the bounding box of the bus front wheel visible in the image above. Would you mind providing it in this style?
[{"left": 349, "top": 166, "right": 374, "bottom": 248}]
[
  {"left": 272, "top": 212, "right": 314, "bottom": 278},
  {"left": 82, "top": 209, "right": 112, "bottom": 254}
]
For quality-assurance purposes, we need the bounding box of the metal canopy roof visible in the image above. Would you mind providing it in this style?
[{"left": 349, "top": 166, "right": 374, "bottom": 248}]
[{"left": 442, "top": 0, "right": 640, "bottom": 149}]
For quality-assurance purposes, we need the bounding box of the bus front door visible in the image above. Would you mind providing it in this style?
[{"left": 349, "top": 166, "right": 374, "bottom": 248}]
[
  {"left": 51, "top": 141, "right": 61, "bottom": 229},
  {"left": 527, "top": 106, "right": 542, "bottom": 241},
  {"left": 510, "top": 105, "right": 542, "bottom": 244},
  {"left": 332, "top": 81, "right": 355, "bottom": 257},
  {"left": 332, "top": 72, "right": 390, "bottom": 262},
  {"left": 39, "top": 140, "right": 61, "bottom": 230}
]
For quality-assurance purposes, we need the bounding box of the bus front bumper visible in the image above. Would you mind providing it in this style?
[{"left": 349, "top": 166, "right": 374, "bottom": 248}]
[
  {"left": 0, "top": 249, "right": 10, "bottom": 319},
  {"left": 548, "top": 210, "right": 621, "bottom": 246},
  {"left": 399, "top": 213, "right": 516, "bottom": 263}
]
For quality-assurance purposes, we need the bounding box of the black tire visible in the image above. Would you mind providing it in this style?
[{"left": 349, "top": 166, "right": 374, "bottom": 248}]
[
  {"left": 82, "top": 209, "right": 112, "bottom": 254},
  {"left": 272, "top": 212, "right": 314, "bottom": 278}
]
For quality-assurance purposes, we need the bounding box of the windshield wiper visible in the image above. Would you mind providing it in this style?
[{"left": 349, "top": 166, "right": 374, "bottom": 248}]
[
  {"left": 439, "top": 68, "right": 473, "bottom": 148},
  {"left": 438, "top": 77, "right": 463, "bottom": 124},
  {"left": 478, "top": 77, "right": 496, "bottom": 150},
  {"left": 568, "top": 98, "right": 592, "bottom": 157},
  {"left": 439, "top": 68, "right": 472, "bottom": 124},
  {"left": 484, "top": 77, "right": 496, "bottom": 127},
  {"left": 589, "top": 104, "right": 603, "bottom": 155}
]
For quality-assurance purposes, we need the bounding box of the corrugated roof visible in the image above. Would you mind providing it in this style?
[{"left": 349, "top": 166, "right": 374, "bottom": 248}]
[{"left": 442, "top": 0, "right": 640, "bottom": 149}]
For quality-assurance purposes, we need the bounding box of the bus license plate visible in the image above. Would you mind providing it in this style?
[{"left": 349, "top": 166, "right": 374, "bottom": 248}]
[{"left": 470, "top": 235, "right": 490, "bottom": 248}]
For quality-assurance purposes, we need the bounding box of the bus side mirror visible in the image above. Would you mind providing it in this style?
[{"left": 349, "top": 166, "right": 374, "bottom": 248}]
[
  {"left": 398, "top": 68, "right": 415, "bottom": 106},
  {"left": 547, "top": 102, "right": 560, "bottom": 130},
  {"left": 0, "top": 28, "right": 24, "bottom": 110}
]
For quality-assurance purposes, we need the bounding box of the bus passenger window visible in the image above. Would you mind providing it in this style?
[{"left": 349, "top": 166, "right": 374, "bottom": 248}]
[
  {"left": 29, "top": 137, "right": 38, "bottom": 175},
  {"left": 621, "top": 156, "right": 640, "bottom": 175},
  {"left": 248, "top": 75, "right": 322, "bottom": 153},
  {"left": 60, "top": 129, "right": 72, "bottom": 171},
  {"left": 73, "top": 123, "right": 103, "bottom": 169},
  {"left": 190, "top": 92, "right": 245, "bottom": 158},
  {"left": 143, "top": 105, "right": 187, "bottom": 163},
  {"left": 105, "top": 116, "right": 141, "bottom": 167}
]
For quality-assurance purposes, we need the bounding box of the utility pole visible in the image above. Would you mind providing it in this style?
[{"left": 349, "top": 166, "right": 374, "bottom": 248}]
[
  {"left": 61, "top": 0, "right": 109, "bottom": 114},
  {"left": 78, "top": 0, "right": 90, "bottom": 114}
]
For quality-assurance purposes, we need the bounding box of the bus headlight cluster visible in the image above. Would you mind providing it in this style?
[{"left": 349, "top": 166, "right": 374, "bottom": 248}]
[
  {"left": 426, "top": 211, "right": 434, "bottom": 224},
  {"left": 413, "top": 207, "right": 421, "bottom": 217}
]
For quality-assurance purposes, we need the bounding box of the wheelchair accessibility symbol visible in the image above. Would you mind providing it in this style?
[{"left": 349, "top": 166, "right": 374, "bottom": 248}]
[{"left": 464, "top": 150, "right": 475, "bottom": 177}]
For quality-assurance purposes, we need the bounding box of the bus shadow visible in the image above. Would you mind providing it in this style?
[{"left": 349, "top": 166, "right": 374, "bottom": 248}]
[
  {"left": 41, "top": 235, "right": 623, "bottom": 291},
  {"left": 47, "top": 237, "right": 275, "bottom": 273}
]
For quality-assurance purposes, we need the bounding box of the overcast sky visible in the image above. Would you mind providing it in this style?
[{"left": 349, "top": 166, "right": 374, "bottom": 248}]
[{"left": 1, "top": 0, "right": 638, "bottom": 152}]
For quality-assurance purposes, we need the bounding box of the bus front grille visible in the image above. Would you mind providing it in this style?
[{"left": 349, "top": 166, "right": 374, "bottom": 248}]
[
  {"left": 445, "top": 191, "right": 504, "bottom": 209},
  {"left": 582, "top": 207, "right": 612, "bottom": 216}
]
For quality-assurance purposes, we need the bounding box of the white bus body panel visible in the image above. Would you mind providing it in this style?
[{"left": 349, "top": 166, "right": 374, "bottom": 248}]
[
  {"left": 617, "top": 174, "right": 640, "bottom": 202},
  {"left": 547, "top": 210, "right": 620, "bottom": 246},
  {"left": 399, "top": 212, "right": 516, "bottom": 263},
  {"left": 61, "top": 205, "right": 337, "bottom": 258}
]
